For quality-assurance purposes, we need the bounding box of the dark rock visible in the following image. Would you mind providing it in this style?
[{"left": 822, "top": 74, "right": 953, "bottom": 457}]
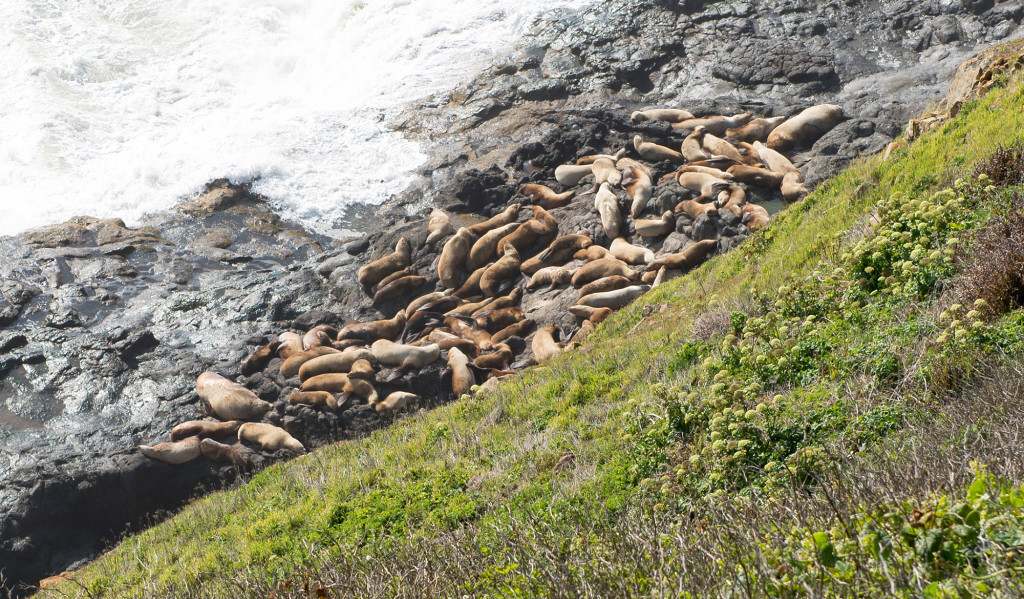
[{"left": 692, "top": 214, "right": 720, "bottom": 241}]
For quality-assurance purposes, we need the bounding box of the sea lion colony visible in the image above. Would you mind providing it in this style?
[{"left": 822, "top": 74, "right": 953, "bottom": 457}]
[{"left": 139, "top": 104, "right": 843, "bottom": 466}]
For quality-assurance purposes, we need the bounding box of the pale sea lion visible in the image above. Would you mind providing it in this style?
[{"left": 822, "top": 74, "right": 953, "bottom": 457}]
[
  {"left": 672, "top": 113, "right": 753, "bottom": 136},
  {"left": 491, "top": 319, "right": 536, "bottom": 345},
  {"left": 592, "top": 157, "right": 622, "bottom": 187},
  {"left": 594, "top": 183, "right": 623, "bottom": 240},
  {"left": 767, "top": 104, "right": 844, "bottom": 152},
  {"left": 338, "top": 310, "right": 406, "bottom": 343},
  {"left": 240, "top": 340, "right": 280, "bottom": 376},
  {"left": 742, "top": 203, "right": 771, "bottom": 231},
  {"left": 578, "top": 275, "right": 632, "bottom": 299},
  {"left": 524, "top": 232, "right": 592, "bottom": 274},
  {"left": 674, "top": 199, "right": 718, "bottom": 220},
  {"left": 727, "top": 165, "right": 785, "bottom": 188},
  {"left": 571, "top": 258, "right": 637, "bottom": 287},
  {"left": 371, "top": 339, "right": 441, "bottom": 371},
  {"left": 610, "top": 237, "right": 654, "bottom": 265},
  {"left": 672, "top": 165, "right": 734, "bottom": 180},
  {"left": 298, "top": 348, "right": 375, "bottom": 382},
  {"left": 426, "top": 209, "right": 454, "bottom": 245},
  {"left": 468, "top": 222, "right": 519, "bottom": 270},
  {"left": 376, "top": 391, "right": 418, "bottom": 414},
  {"left": 676, "top": 171, "right": 731, "bottom": 202},
  {"left": 280, "top": 346, "right": 339, "bottom": 378},
  {"left": 480, "top": 242, "right": 521, "bottom": 297},
  {"left": 517, "top": 184, "right": 574, "bottom": 209},
  {"left": 618, "top": 158, "right": 654, "bottom": 217},
  {"left": 575, "top": 245, "right": 614, "bottom": 261},
  {"left": 448, "top": 346, "right": 475, "bottom": 397},
  {"left": 238, "top": 422, "right": 304, "bottom": 453},
  {"left": 428, "top": 330, "right": 480, "bottom": 357},
  {"left": 753, "top": 141, "right": 802, "bottom": 180},
  {"left": 576, "top": 284, "right": 650, "bottom": 310},
  {"left": 170, "top": 420, "right": 241, "bottom": 441},
  {"left": 301, "top": 373, "right": 378, "bottom": 403},
  {"left": 781, "top": 172, "right": 810, "bottom": 202},
  {"left": 139, "top": 436, "right": 201, "bottom": 465},
  {"left": 635, "top": 211, "right": 675, "bottom": 238},
  {"left": 555, "top": 164, "right": 594, "bottom": 186},
  {"left": 439, "top": 227, "right": 474, "bottom": 289},
  {"left": 277, "top": 332, "right": 304, "bottom": 360},
  {"left": 199, "top": 438, "right": 248, "bottom": 467},
  {"left": 633, "top": 135, "right": 683, "bottom": 163},
  {"left": 466, "top": 203, "right": 521, "bottom": 237},
  {"left": 681, "top": 126, "right": 711, "bottom": 162},
  {"left": 630, "top": 108, "right": 695, "bottom": 123},
  {"left": 726, "top": 116, "right": 786, "bottom": 143},
  {"left": 569, "top": 305, "right": 614, "bottom": 323},
  {"left": 532, "top": 325, "right": 563, "bottom": 363},
  {"left": 527, "top": 266, "right": 575, "bottom": 289},
  {"left": 646, "top": 239, "right": 720, "bottom": 272},
  {"left": 288, "top": 390, "right": 338, "bottom": 409},
  {"left": 718, "top": 186, "right": 746, "bottom": 219},
  {"left": 196, "top": 371, "right": 272, "bottom": 421},
  {"left": 372, "top": 275, "right": 426, "bottom": 306},
  {"left": 357, "top": 237, "right": 411, "bottom": 288},
  {"left": 348, "top": 358, "right": 376, "bottom": 380},
  {"left": 701, "top": 132, "right": 746, "bottom": 164}
]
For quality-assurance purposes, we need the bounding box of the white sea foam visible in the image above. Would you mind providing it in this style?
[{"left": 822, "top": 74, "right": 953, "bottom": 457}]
[{"left": 0, "top": 0, "right": 589, "bottom": 237}]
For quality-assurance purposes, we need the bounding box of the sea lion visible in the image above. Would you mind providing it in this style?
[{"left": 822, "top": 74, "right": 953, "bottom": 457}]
[
  {"left": 578, "top": 275, "right": 632, "bottom": 299},
  {"left": 238, "top": 422, "right": 304, "bottom": 453},
  {"left": 575, "top": 245, "right": 613, "bottom": 261},
  {"left": 532, "top": 325, "right": 563, "bottom": 363},
  {"left": 672, "top": 113, "right": 753, "bottom": 136},
  {"left": 473, "top": 344, "right": 514, "bottom": 370},
  {"left": 727, "top": 165, "right": 785, "bottom": 188},
  {"left": 635, "top": 211, "right": 675, "bottom": 238},
  {"left": 767, "top": 104, "right": 844, "bottom": 152},
  {"left": 781, "top": 172, "right": 809, "bottom": 202},
  {"left": 371, "top": 339, "right": 441, "bottom": 371},
  {"left": 498, "top": 214, "right": 555, "bottom": 256},
  {"left": 240, "top": 341, "right": 280, "bottom": 376},
  {"left": 475, "top": 287, "right": 522, "bottom": 314},
  {"left": 280, "top": 346, "right": 340, "bottom": 378},
  {"left": 302, "top": 325, "right": 339, "bottom": 350},
  {"left": 428, "top": 330, "right": 480, "bottom": 357},
  {"left": 652, "top": 267, "right": 684, "bottom": 287},
  {"left": 571, "top": 258, "right": 637, "bottom": 287},
  {"left": 674, "top": 199, "right": 718, "bottom": 220},
  {"left": 452, "top": 266, "right": 487, "bottom": 299},
  {"left": 447, "top": 297, "right": 492, "bottom": 317},
  {"left": 413, "top": 295, "right": 462, "bottom": 318},
  {"left": 568, "top": 320, "right": 595, "bottom": 348},
  {"left": 734, "top": 141, "right": 764, "bottom": 166},
  {"left": 618, "top": 158, "right": 654, "bottom": 217},
  {"left": 681, "top": 126, "right": 711, "bottom": 162},
  {"left": 524, "top": 232, "right": 592, "bottom": 274},
  {"left": 575, "top": 149, "right": 626, "bottom": 165},
  {"left": 576, "top": 285, "right": 650, "bottom": 310},
  {"left": 676, "top": 171, "right": 731, "bottom": 202},
  {"left": 670, "top": 165, "right": 734, "bottom": 180},
  {"left": 376, "top": 391, "right": 418, "bottom": 414},
  {"left": 444, "top": 316, "right": 493, "bottom": 351},
  {"left": 170, "top": 420, "right": 241, "bottom": 441},
  {"left": 298, "top": 348, "right": 375, "bottom": 382},
  {"left": 610, "top": 237, "right": 654, "bottom": 265},
  {"left": 641, "top": 269, "right": 659, "bottom": 285},
  {"left": 196, "top": 372, "right": 272, "bottom": 421},
  {"left": 630, "top": 108, "right": 695, "bottom": 123},
  {"left": 406, "top": 292, "right": 448, "bottom": 315},
  {"left": 592, "top": 157, "right": 622, "bottom": 187},
  {"left": 439, "top": 228, "right": 475, "bottom": 289},
  {"left": 646, "top": 239, "right": 720, "bottom": 272},
  {"left": 348, "top": 358, "right": 376, "bottom": 380},
  {"left": 372, "top": 275, "right": 425, "bottom": 306},
  {"left": 633, "top": 135, "right": 683, "bottom": 163},
  {"left": 753, "top": 141, "right": 802, "bottom": 180},
  {"left": 277, "top": 332, "right": 304, "bottom": 360},
  {"left": 447, "top": 346, "right": 475, "bottom": 397},
  {"left": 199, "top": 438, "right": 248, "bottom": 467},
  {"left": 466, "top": 204, "right": 521, "bottom": 237},
  {"left": 357, "top": 237, "right": 412, "bottom": 288},
  {"left": 527, "top": 266, "right": 574, "bottom": 289},
  {"left": 569, "top": 305, "right": 614, "bottom": 324},
  {"left": 701, "top": 132, "right": 746, "bottom": 164},
  {"left": 288, "top": 390, "right": 338, "bottom": 409},
  {"left": 480, "top": 242, "right": 521, "bottom": 297},
  {"left": 474, "top": 307, "right": 524, "bottom": 333},
  {"left": 555, "top": 164, "right": 594, "bottom": 186},
  {"left": 338, "top": 310, "right": 406, "bottom": 343},
  {"left": 373, "top": 267, "right": 413, "bottom": 293},
  {"left": 301, "top": 373, "right": 378, "bottom": 403},
  {"left": 718, "top": 186, "right": 746, "bottom": 219},
  {"left": 491, "top": 319, "right": 536, "bottom": 345},
  {"left": 468, "top": 222, "right": 519, "bottom": 270},
  {"left": 426, "top": 209, "right": 454, "bottom": 245},
  {"left": 517, "top": 184, "right": 574, "bottom": 209},
  {"left": 139, "top": 436, "right": 201, "bottom": 465},
  {"left": 594, "top": 183, "right": 623, "bottom": 240},
  {"left": 726, "top": 116, "right": 786, "bottom": 143},
  {"left": 742, "top": 203, "right": 771, "bottom": 231}
]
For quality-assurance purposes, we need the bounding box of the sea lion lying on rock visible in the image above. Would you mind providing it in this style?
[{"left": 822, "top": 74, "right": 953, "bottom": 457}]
[
  {"left": 197, "top": 372, "right": 272, "bottom": 421},
  {"left": 238, "top": 423, "right": 304, "bottom": 453},
  {"left": 358, "top": 237, "right": 411, "bottom": 288},
  {"left": 139, "top": 436, "right": 201, "bottom": 465}
]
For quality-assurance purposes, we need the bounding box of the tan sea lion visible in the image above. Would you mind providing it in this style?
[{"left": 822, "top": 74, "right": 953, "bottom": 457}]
[
  {"left": 302, "top": 325, "right": 339, "bottom": 350},
  {"left": 447, "top": 297, "right": 492, "bottom": 317},
  {"left": 674, "top": 199, "right": 717, "bottom": 220},
  {"left": 170, "top": 420, "right": 242, "bottom": 441},
  {"left": 671, "top": 165, "right": 734, "bottom": 180},
  {"left": 444, "top": 316, "right": 493, "bottom": 351},
  {"left": 610, "top": 237, "right": 654, "bottom": 265},
  {"left": 672, "top": 113, "right": 753, "bottom": 136},
  {"left": 452, "top": 266, "right": 487, "bottom": 299},
  {"left": 594, "top": 183, "right": 623, "bottom": 240},
  {"left": 734, "top": 141, "right": 765, "bottom": 166},
  {"left": 277, "top": 332, "right": 304, "bottom": 360},
  {"left": 348, "top": 358, "right": 376, "bottom": 380},
  {"left": 527, "top": 266, "right": 574, "bottom": 289},
  {"left": 372, "top": 275, "right": 426, "bottom": 306},
  {"left": 635, "top": 211, "right": 675, "bottom": 238},
  {"left": 578, "top": 275, "right": 632, "bottom": 299},
  {"left": 569, "top": 305, "right": 614, "bottom": 324},
  {"left": 475, "top": 287, "right": 522, "bottom": 314},
  {"left": 491, "top": 319, "right": 536, "bottom": 345},
  {"left": 592, "top": 157, "right": 622, "bottom": 187},
  {"left": 633, "top": 135, "right": 683, "bottom": 163},
  {"left": 718, "top": 185, "right": 746, "bottom": 219},
  {"left": 618, "top": 158, "right": 654, "bottom": 217},
  {"left": 474, "top": 344, "right": 514, "bottom": 370},
  {"left": 240, "top": 341, "right": 280, "bottom": 376},
  {"left": 701, "top": 133, "right": 746, "bottom": 164},
  {"left": 238, "top": 422, "right": 304, "bottom": 453},
  {"left": 726, "top": 116, "right": 786, "bottom": 143},
  {"left": 767, "top": 104, "right": 844, "bottom": 152},
  {"left": 480, "top": 242, "right": 521, "bottom": 297},
  {"left": 646, "top": 239, "right": 719, "bottom": 272},
  {"left": 373, "top": 267, "right": 413, "bottom": 292},
  {"left": 575, "top": 149, "right": 626, "bottom": 165},
  {"left": 427, "top": 330, "right": 480, "bottom": 357},
  {"left": 426, "top": 209, "right": 454, "bottom": 245},
  {"left": 742, "top": 203, "right": 771, "bottom": 231},
  {"left": 576, "top": 285, "right": 650, "bottom": 310},
  {"left": 571, "top": 258, "right": 637, "bottom": 287},
  {"left": 338, "top": 310, "right": 406, "bottom": 343},
  {"left": 753, "top": 141, "right": 802, "bottom": 179},
  {"left": 474, "top": 307, "right": 524, "bottom": 333},
  {"left": 375, "top": 391, "right": 418, "bottom": 414},
  {"left": 523, "top": 232, "right": 592, "bottom": 273},
  {"left": 630, "top": 108, "right": 695, "bottom": 123},
  {"left": 196, "top": 372, "right": 272, "bottom": 421},
  {"left": 575, "top": 245, "right": 613, "bottom": 261},
  {"left": 199, "top": 438, "right": 248, "bottom": 467},
  {"left": 781, "top": 172, "right": 809, "bottom": 202},
  {"left": 465, "top": 204, "right": 521, "bottom": 237},
  {"left": 681, "top": 126, "right": 711, "bottom": 162},
  {"left": 532, "top": 325, "right": 563, "bottom": 363},
  {"left": 298, "top": 348, "right": 375, "bottom": 382},
  {"left": 139, "top": 436, "right": 201, "bottom": 465},
  {"left": 568, "top": 320, "right": 595, "bottom": 348},
  {"left": 468, "top": 222, "right": 519, "bottom": 270},
  {"left": 447, "top": 346, "right": 475, "bottom": 397},
  {"left": 727, "top": 165, "right": 785, "bottom": 188},
  {"left": 439, "top": 227, "right": 475, "bottom": 289},
  {"left": 300, "top": 373, "right": 378, "bottom": 403},
  {"left": 676, "top": 171, "right": 731, "bottom": 202},
  {"left": 555, "top": 164, "right": 593, "bottom": 186},
  {"left": 357, "top": 237, "right": 411, "bottom": 288},
  {"left": 497, "top": 216, "right": 553, "bottom": 256},
  {"left": 517, "top": 184, "right": 574, "bottom": 209},
  {"left": 288, "top": 390, "right": 338, "bottom": 409},
  {"left": 280, "top": 346, "right": 339, "bottom": 378},
  {"left": 371, "top": 339, "right": 441, "bottom": 371}
]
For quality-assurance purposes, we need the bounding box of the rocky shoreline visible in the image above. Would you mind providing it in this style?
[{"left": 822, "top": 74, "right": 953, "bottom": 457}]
[{"left": 2, "top": 1, "right": 1022, "bottom": 595}]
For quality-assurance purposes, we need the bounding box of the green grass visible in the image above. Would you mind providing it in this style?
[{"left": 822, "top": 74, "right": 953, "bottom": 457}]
[{"left": 44, "top": 70, "right": 1024, "bottom": 598}]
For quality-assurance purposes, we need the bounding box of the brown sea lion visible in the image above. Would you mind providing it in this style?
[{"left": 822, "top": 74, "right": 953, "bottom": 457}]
[
  {"left": 674, "top": 199, "right": 718, "bottom": 220},
  {"left": 439, "top": 227, "right": 475, "bottom": 289},
  {"left": 170, "top": 420, "right": 242, "bottom": 441},
  {"left": 592, "top": 157, "right": 622, "bottom": 187},
  {"left": 676, "top": 171, "right": 731, "bottom": 202},
  {"left": 576, "top": 285, "right": 650, "bottom": 310},
  {"left": 444, "top": 316, "right": 493, "bottom": 351},
  {"left": 781, "top": 172, "right": 809, "bottom": 202},
  {"left": 742, "top": 203, "right": 771, "bottom": 231},
  {"left": 240, "top": 340, "right": 280, "bottom": 376},
  {"left": 238, "top": 423, "right": 304, "bottom": 453},
  {"left": 571, "top": 258, "right": 637, "bottom": 287},
  {"left": 726, "top": 116, "right": 786, "bottom": 143},
  {"left": 447, "top": 297, "right": 492, "bottom": 317},
  {"left": 568, "top": 305, "right": 614, "bottom": 324},
  {"left": 288, "top": 390, "right": 338, "bottom": 409},
  {"left": 372, "top": 275, "right": 426, "bottom": 306},
  {"left": 302, "top": 325, "right": 339, "bottom": 350},
  {"left": 767, "top": 104, "right": 844, "bottom": 152},
  {"left": 357, "top": 237, "right": 411, "bottom": 288},
  {"left": 532, "top": 325, "right": 563, "bottom": 363},
  {"left": 575, "top": 149, "right": 626, "bottom": 165},
  {"left": 371, "top": 339, "right": 441, "bottom": 371},
  {"left": 681, "top": 126, "right": 711, "bottom": 162},
  {"left": 406, "top": 292, "right": 447, "bottom": 315},
  {"left": 475, "top": 287, "right": 523, "bottom": 314},
  {"left": 474, "top": 344, "right": 514, "bottom": 370},
  {"left": 618, "top": 158, "right": 654, "bottom": 217},
  {"left": 555, "top": 164, "right": 593, "bottom": 186},
  {"left": 375, "top": 391, "right": 418, "bottom": 414},
  {"left": 701, "top": 132, "right": 746, "bottom": 164},
  {"left": 426, "top": 209, "right": 454, "bottom": 245},
  {"left": 630, "top": 108, "right": 695, "bottom": 123},
  {"left": 474, "top": 307, "right": 524, "bottom": 333},
  {"left": 139, "top": 436, "right": 201, "bottom": 465},
  {"left": 480, "top": 242, "right": 521, "bottom": 297},
  {"left": 277, "top": 332, "right": 304, "bottom": 360},
  {"left": 517, "top": 184, "right": 574, "bottom": 209},
  {"left": 568, "top": 320, "right": 595, "bottom": 348},
  {"left": 338, "top": 310, "right": 406, "bottom": 343},
  {"left": 718, "top": 186, "right": 746, "bottom": 219},
  {"left": 280, "top": 346, "right": 340, "bottom": 378},
  {"left": 197, "top": 372, "right": 271, "bottom": 421},
  {"left": 300, "top": 373, "right": 378, "bottom": 403},
  {"left": 468, "top": 222, "right": 519, "bottom": 270},
  {"left": 635, "top": 211, "right": 675, "bottom": 238},
  {"left": 452, "top": 266, "right": 487, "bottom": 299},
  {"left": 428, "top": 330, "right": 480, "bottom": 357},
  {"left": 578, "top": 275, "right": 632, "bottom": 299},
  {"left": 575, "top": 245, "right": 614, "bottom": 261},
  {"left": 610, "top": 237, "right": 654, "bottom": 265},
  {"left": 594, "top": 183, "right": 623, "bottom": 240},
  {"left": 753, "top": 141, "right": 802, "bottom": 180},
  {"left": 348, "top": 358, "right": 376, "bottom": 380},
  {"left": 645, "top": 239, "right": 720, "bottom": 272},
  {"left": 727, "top": 165, "right": 785, "bottom": 188},
  {"left": 373, "top": 267, "right": 413, "bottom": 292},
  {"left": 523, "top": 232, "right": 592, "bottom": 274},
  {"left": 297, "top": 348, "right": 375, "bottom": 382},
  {"left": 447, "top": 346, "right": 475, "bottom": 397},
  {"left": 672, "top": 113, "right": 753, "bottom": 136},
  {"left": 491, "top": 319, "right": 536, "bottom": 345},
  {"left": 633, "top": 135, "right": 683, "bottom": 163},
  {"left": 527, "top": 266, "right": 574, "bottom": 289},
  {"left": 199, "top": 438, "right": 249, "bottom": 467},
  {"left": 465, "top": 203, "right": 521, "bottom": 237}
]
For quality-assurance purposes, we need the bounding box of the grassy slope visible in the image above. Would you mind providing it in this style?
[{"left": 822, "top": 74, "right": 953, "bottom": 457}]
[{"left": 48, "top": 74, "right": 1024, "bottom": 598}]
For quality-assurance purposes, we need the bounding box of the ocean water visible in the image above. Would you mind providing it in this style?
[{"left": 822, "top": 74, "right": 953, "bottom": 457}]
[{"left": 0, "top": 0, "right": 589, "bottom": 237}]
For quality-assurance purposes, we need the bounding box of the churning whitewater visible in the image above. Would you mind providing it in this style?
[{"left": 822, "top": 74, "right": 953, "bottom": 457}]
[{"left": 0, "top": 0, "right": 590, "bottom": 237}]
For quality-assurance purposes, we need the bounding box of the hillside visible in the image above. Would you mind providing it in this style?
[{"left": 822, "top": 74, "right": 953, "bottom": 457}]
[{"left": 36, "top": 49, "right": 1024, "bottom": 599}]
